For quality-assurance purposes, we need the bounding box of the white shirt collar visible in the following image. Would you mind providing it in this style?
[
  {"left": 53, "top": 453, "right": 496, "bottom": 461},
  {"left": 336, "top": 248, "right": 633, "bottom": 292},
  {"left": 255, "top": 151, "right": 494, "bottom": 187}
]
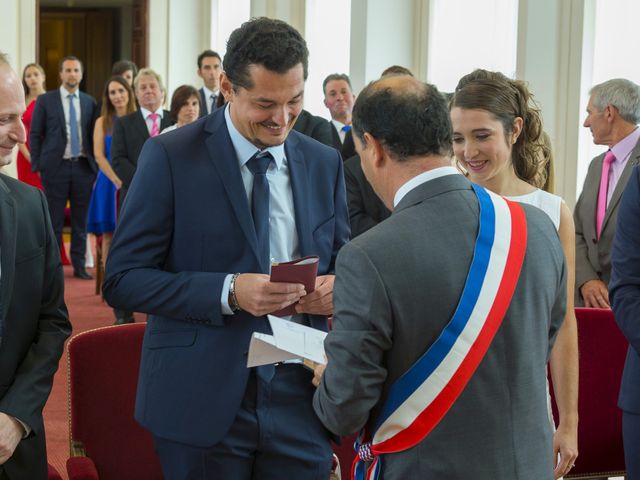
[
  {"left": 59, "top": 85, "right": 78, "bottom": 98},
  {"left": 202, "top": 86, "right": 219, "bottom": 98},
  {"left": 224, "top": 104, "right": 285, "bottom": 169},
  {"left": 394, "top": 166, "right": 461, "bottom": 207},
  {"left": 140, "top": 106, "right": 164, "bottom": 119}
]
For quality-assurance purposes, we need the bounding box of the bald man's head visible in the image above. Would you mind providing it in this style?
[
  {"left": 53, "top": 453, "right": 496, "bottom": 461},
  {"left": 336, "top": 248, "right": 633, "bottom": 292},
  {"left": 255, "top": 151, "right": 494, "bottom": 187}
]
[
  {"left": 352, "top": 75, "right": 452, "bottom": 161},
  {"left": 0, "top": 56, "right": 27, "bottom": 165}
]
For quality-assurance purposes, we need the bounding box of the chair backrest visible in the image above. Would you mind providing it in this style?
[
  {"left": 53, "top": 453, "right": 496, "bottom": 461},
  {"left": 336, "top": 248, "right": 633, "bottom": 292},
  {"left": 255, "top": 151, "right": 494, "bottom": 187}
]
[
  {"left": 551, "top": 308, "right": 627, "bottom": 478},
  {"left": 68, "top": 323, "right": 163, "bottom": 480}
]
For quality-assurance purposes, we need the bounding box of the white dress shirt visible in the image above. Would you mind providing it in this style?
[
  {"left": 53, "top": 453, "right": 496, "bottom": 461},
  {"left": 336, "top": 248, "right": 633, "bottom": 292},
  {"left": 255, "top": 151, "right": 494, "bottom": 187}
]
[
  {"left": 139, "top": 107, "right": 165, "bottom": 135},
  {"left": 59, "top": 86, "right": 84, "bottom": 158},
  {"left": 220, "top": 105, "right": 300, "bottom": 314}
]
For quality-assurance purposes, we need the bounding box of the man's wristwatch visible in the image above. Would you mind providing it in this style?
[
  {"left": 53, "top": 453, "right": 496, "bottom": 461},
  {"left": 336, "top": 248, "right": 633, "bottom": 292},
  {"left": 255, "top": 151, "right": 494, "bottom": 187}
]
[{"left": 228, "top": 273, "right": 241, "bottom": 312}]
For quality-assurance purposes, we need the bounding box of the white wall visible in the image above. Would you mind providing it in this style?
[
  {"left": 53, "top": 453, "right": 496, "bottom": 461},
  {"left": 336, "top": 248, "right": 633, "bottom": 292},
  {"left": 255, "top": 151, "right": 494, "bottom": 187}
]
[{"left": 0, "top": 0, "right": 37, "bottom": 178}]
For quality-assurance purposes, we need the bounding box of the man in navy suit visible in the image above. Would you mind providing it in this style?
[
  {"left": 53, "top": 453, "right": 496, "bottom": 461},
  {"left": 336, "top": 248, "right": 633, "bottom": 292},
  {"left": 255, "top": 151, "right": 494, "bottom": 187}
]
[
  {"left": 104, "top": 17, "right": 349, "bottom": 479},
  {"left": 30, "top": 55, "right": 98, "bottom": 279},
  {"left": 610, "top": 164, "right": 640, "bottom": 480},
  {"left": 197, "top": 49, "right": 222, "bottom": 118}
]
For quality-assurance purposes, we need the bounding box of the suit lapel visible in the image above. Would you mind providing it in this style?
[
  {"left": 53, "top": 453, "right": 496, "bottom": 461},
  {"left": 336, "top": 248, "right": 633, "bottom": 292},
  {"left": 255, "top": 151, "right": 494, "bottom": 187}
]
[
  {"left": 134, "top": 111, "right": 150, "bottom": 141},
  {"left": 160, "top": 110, "right": 172, "bottom": 130},
  {"left": 199, "top": 89, "right": 208, "bottom": 117},
  {"left": 204, "top": 111, "right": 261, "bottom": 265},
  {"left": 285, "top": 135, "right": 312, "bottom": 257},
  {"left": 55, "top": 91, "right": 66, "bottom": 141},
  {"left": 0, "top": 178, "right": 16, "bottom": 325},
  {"left": 603, "top": 139, "right": 640, "bottom": 231},
  {"left": 79, "top": 93, "right": 91, "bottom": 130}
]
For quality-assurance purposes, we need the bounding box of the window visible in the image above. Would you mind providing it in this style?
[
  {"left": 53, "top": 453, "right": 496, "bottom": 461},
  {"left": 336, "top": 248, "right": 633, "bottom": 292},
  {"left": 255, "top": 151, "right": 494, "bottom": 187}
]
[
  {"left": 576, "top": 0, "right": 640, "bottom": 195},
  {"left": 427, "top": 0, "right": 518, "bottom": 93},
  {"left": 304, "top": 0, "right": 351, "bottom": 119}
]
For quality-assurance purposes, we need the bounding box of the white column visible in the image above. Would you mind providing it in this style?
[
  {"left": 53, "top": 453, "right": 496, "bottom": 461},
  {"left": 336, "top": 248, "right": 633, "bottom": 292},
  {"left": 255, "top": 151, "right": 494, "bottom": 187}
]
[
  {"left": 516, "top": 0, "right": 587, "bottom": 206},
  {"left": 251, "top": 0, "right": 306, "bottom": 35},
  {"left": 0, "top": 0, "right": 37, "bottom": 178},
  {"left": 349, "top": 0, "right": 425, "bottom": 93},
  {"left": 149, "top": 0, "right": 212, "bottom": 102}
]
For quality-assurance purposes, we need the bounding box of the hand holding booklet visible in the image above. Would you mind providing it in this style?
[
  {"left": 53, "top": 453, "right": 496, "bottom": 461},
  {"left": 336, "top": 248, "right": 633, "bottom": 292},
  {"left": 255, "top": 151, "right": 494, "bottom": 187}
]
[
  {"left": 247, "top": 315, "right": 327, "bottom": 369},
  {"left": 270, "top": 255, "right": 319, "bottom": 317}
]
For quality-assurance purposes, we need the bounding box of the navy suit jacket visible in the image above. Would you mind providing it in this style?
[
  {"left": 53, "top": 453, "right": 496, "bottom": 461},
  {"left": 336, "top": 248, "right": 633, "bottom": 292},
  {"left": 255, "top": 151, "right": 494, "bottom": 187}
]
[
  {"left": 103, "top": 108, "right": 350, "bottom": 447},
  {"left": 29, "top": 89, "right": 98, "bottom": 174},
  {"left": 610, "top": 164, "right": 640, "bottom": 414}
]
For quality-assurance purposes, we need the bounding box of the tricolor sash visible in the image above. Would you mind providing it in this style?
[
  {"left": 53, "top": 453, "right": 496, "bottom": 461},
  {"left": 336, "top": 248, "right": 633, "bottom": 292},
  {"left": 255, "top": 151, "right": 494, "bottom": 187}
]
[{"left": 352, "top": 184, "right": 527, "bottom": 480}]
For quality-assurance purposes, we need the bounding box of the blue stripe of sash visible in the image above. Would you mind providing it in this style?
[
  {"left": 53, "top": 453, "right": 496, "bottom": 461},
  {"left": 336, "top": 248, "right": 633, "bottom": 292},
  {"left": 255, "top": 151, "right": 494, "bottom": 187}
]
[{"left": 374, "top": 184, "right": 496, "bottom": 431}]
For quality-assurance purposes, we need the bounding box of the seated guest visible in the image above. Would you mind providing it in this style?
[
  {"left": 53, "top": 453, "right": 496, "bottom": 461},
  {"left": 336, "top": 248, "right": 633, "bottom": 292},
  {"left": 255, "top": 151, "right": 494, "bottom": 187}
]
[
  {"left": 450, "top": 69, "right": 578, "bottom": 478},
  {"left": 162, "top": 85, "right": 201, "bottom": 134},
  {"left": 323, "top": 73, "right": 356, "bottom": 159},
  {"left": 313, "top": 74, "right": 567, "bottom": 479}
]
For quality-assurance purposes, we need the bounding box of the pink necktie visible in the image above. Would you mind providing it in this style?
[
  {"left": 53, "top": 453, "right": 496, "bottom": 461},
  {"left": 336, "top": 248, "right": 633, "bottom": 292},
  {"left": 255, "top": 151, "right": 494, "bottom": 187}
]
[
  {"left": 149, "top": 112, "right": 160, "bottom": 137},
  {"left": 596, "top": 150, "right": 615, "bottom": 239}
]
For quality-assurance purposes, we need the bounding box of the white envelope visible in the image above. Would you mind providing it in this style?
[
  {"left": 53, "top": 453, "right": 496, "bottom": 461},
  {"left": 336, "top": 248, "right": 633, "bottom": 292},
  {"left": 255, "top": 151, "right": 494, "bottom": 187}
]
[{"left": 246, "top": 315, "right": 327, "bottom": 368}]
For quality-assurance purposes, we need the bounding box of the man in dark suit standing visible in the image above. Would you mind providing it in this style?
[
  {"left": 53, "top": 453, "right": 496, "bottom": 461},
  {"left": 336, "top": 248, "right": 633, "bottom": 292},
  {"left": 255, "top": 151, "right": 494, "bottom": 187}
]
[
  {"left": 574, "top": 78, "right": 640, "bottom": 307},
  {"left": 313, "top": 75, "right": 566, "bottom": 479},
  {"left": 611, "top": 164, "right": 640, "bottom": 480},
  {"left": 0, "top": 53, "right": 70, "bottom": 480},
  {"left": 323, "top": 73, "right": 356, "bottom": 159},
  {"left": 29, "top": 55, "right": 98, "bottom": 280},
  {"left": 104, "top": 18, "right": 349, "bottom": 479},
  {"left": 197, "top": 50, "right": 222, "bottom": 118},
  {"left": 111, "top": 68, "right": 172, "bottom": 201}
]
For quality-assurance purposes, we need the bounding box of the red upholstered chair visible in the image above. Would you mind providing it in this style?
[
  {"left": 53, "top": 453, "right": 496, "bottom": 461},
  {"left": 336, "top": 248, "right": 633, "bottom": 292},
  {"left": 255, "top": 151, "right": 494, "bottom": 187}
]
[
  {"left": 550, "top": 307, "right": 627, "bottom": 479},
  {"left": 66, "top": 323, "right": 163, "bottom": 480},
  {"left": 48, "top": 463, "right": 63, "bottom": 479},
  {"left": 332, "top": 434, "right": 357, "bottom": 478}
]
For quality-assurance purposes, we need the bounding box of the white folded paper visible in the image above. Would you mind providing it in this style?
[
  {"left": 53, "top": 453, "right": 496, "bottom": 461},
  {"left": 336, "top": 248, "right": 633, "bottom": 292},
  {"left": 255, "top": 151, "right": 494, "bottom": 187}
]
[{"left": 247, "top": 315, "right": 327, "bottom": 368}]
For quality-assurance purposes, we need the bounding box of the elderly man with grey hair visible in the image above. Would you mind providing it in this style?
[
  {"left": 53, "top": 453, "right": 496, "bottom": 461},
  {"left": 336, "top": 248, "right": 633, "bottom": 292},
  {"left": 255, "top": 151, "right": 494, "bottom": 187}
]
[{"left": 574, "top": 78, "right": 640, "bottom": 308}]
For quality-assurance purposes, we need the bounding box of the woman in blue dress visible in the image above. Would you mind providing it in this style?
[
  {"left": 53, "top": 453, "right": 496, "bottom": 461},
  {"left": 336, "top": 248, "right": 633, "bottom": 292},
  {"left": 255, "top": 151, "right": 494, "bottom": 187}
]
[{"left": 88, "top": 76, "right": 136, "bottom": 269}]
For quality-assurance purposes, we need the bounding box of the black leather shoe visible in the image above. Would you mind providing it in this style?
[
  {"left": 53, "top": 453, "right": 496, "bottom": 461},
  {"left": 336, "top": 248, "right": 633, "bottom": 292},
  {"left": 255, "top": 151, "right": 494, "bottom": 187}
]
[
  {"left": 114, "top": 315, "right": 135, "bottom": 325},
  {"left": 73, "top": 268, "right": 93, "bottom": 280}
]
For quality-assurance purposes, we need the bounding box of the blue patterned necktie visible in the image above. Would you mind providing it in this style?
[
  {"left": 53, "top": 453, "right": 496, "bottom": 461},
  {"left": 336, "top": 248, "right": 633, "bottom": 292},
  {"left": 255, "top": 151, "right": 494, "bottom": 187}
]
[
  {"left": 341, "top": 125, "right": 352, "bottom": 133},
  {"left": 68, "top": 93, "right": 80, "bottom": 156},
  {"left": 246, "top": 151, "right": 274, "bottom": 272}
]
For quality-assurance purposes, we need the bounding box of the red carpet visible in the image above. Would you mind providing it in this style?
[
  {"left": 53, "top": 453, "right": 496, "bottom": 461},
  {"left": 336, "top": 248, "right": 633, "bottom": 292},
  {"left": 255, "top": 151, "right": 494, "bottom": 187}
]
[{"left": 43, "top": 265, "right": 142, "bottom": 479}]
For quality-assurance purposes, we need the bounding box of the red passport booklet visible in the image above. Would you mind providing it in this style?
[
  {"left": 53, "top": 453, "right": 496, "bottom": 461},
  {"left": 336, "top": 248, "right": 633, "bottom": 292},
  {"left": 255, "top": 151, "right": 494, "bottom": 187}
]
[{"left": 270, "top": 255, "right": 320, "bottom": 317}]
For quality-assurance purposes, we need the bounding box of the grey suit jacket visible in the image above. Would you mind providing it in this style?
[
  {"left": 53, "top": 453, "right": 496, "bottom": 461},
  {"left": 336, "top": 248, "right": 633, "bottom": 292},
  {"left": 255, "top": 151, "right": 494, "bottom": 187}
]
[
  {"left": 314, "top": 174, "right": 566, "bottom": 479},
  {"left": 574, "top": 138, "right": 640, "bottom": 305}
]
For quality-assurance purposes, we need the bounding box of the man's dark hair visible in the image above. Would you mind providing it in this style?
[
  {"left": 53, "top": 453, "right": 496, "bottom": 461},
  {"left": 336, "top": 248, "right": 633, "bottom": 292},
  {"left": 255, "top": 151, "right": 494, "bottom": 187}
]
[
  {"left": 380, "top": 65, "right": 413, "bottom": 78},
  {"left": 112, "top": 59, "right": 138, "bottom": 77},
  {"left": 197, "top": 49, "right": 221, "bottom": 69},
  {"left": 353, "top": 80, "right": 452, "bottom": 161},
  {"left": 59, "top": 55, "right": 83, "bottom": 73},
  {"left": 223, "top": 17, "right": 308, "bottom": 90},
  {"left": 322, "top": 73, "right": 352, "bottom": 94}
]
